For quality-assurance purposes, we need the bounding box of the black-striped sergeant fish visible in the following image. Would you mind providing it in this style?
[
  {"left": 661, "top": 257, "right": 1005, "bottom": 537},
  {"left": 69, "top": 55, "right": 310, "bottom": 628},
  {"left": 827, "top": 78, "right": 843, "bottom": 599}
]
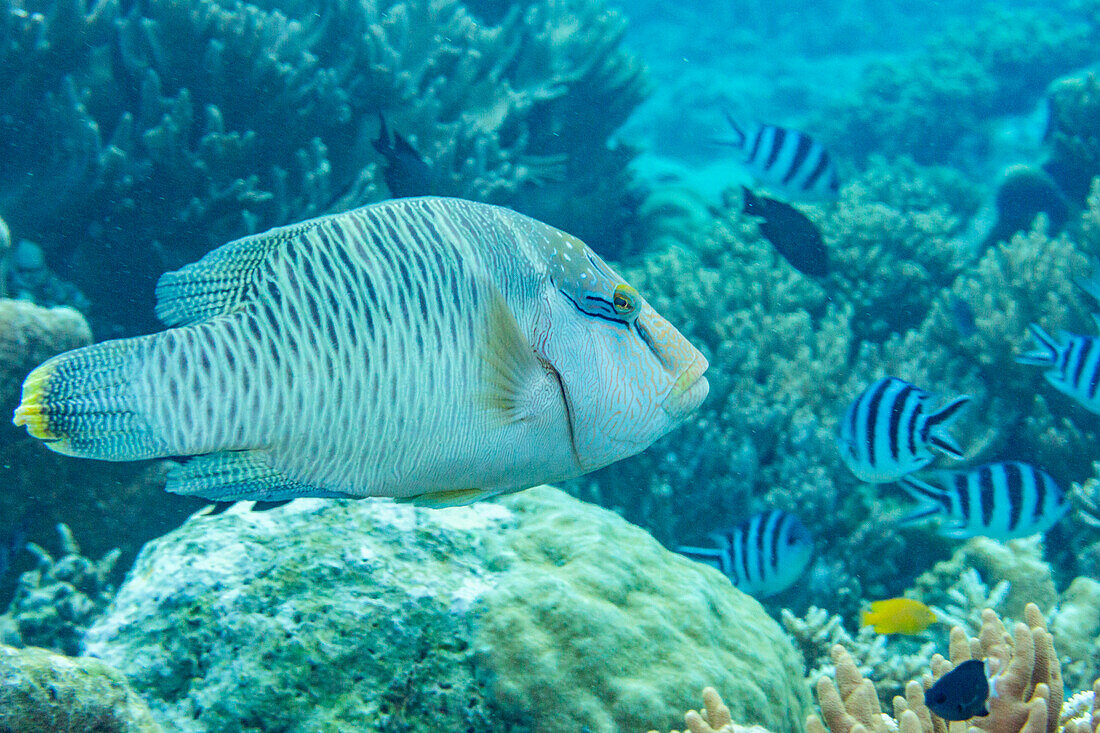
[
  {"left": 13, "top": 197, "right": 710, "bottom": 507},
  {"left": 718, "top": 112, "right": 839, "bottom": 201},
  {"left": 899, "top": 461, "right": 1069, "bottom": 540},
  {"left": 676, "top": 510, "right": 812, "bottom": 597},
  {"left": 1017, "top": 320, "right": 1100, "bottom": 415},
  {"left": 837, "top": 377, "right": 970, "bottom": 483}
]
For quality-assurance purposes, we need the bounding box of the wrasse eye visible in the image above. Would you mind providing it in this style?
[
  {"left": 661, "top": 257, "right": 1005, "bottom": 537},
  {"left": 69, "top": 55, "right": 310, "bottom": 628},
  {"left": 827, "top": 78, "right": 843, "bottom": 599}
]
[{"left": 612, "top": 284, "right": 637, "bottom": 315}]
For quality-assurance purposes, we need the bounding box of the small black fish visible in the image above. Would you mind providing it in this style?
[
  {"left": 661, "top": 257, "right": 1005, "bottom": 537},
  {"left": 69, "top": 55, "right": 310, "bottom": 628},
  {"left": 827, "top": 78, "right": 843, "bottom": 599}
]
[
  {"left": 947, "top": 294, "right": 978, "bottom": 337},
  {"left": 924, "top": 659, "right": 990, "bottom": 721},
  {"left": 372, "top": 113, "right": 435, "bottom": 198},
  {"left": 980, "top": 165, "right": 1070, "bottom": 250},
  {"left": 741, "top": 186, "right": 828, "bottom": 277}
]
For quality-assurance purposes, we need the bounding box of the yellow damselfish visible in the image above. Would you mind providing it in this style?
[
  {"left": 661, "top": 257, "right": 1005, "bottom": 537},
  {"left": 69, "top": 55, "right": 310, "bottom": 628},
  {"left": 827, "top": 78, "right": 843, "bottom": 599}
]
[{"left": 860, "top": 598, "right": 938, "bottom": 635}]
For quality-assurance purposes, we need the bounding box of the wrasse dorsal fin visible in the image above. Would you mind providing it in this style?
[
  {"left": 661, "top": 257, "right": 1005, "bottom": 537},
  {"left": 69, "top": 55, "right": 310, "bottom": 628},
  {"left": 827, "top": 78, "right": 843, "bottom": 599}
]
[
  {"left": 1015, "top": 323, "right": 1061, "bottom": 367},
  {"left": 154, "top": 218, "right": 317, "bottom": 327},
  {"left": 481, "top": 286, "right": 561, "bottom": 426}
]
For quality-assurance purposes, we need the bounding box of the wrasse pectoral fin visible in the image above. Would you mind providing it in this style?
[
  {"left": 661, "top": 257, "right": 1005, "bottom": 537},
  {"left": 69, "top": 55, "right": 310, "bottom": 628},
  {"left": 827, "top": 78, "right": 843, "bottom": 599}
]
[
  {"left": 481, "top": 286, "right": 558, "bottom": 425},
  {"left": 402, "top": 487, "right": 495, "bottom": 508}
]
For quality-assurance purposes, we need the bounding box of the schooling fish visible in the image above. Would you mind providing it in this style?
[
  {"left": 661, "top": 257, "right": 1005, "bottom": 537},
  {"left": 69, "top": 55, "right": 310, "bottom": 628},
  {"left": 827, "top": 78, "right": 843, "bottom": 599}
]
[
  {"left": 13, "top": 197, "right": 709, "bottom": 506},
  {"left": 720, "top": 113, "right": 839, "bottom": 201},
  {"left": 925, "top": 659, "right": 993, "bottom": 721},
  {"left": 899, "top": 461, "right": 1069, "bottom": 540},
  {"left": 1017, "top": 321, "right": 1100, "bottom": 414},
  {"left": 373, "top": 114, "right": 436, "bottom": 197},
  {"left": 741, "top": 186, "right": 829, "bottom": 277},
  {"left": 837, "top": 377, "right": 970, "bottom": 483},
  {"left": 676, "top": 510, "right": 813, "bottom": 597},
  {"left": 860, "top": 597, "right": 938, "bottom": 635}
]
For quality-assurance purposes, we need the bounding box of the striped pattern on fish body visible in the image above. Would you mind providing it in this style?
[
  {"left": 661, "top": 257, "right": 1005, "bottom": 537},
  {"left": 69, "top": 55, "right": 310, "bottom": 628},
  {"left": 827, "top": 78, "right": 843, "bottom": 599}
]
[
  {"left": 14, "top": 197, "right": 709, "bottom": 505},
  {"left": 1017, "top": 322, "right": 1100, "bottom": 414},
  {"left": 676, "top": 510, "right": 812, "bottom": 597},
  {"left": 899, "top": 461, "right": 1069, "bottom": 540},
  {"left": 837, "top": 376, "right": 970, "bottom": 483},
  {"left": 721, "top": 112, "right": 839, "bottom": 201}
]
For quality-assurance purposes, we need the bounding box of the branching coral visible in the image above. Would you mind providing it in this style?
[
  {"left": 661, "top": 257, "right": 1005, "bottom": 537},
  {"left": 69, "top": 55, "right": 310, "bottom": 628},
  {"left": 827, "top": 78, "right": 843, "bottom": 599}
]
[
  {"left": 0, "top": 523, "right": 120, "bottom": 656},
  {"left": 808, "top": 604, "right": 1073, "bottom": 733},
  {"left": 1061, "top": 680, "right": 1099, "bottom": 733},
  {"left": 782, "top": 606, "right": 938, "bottom": 709}
]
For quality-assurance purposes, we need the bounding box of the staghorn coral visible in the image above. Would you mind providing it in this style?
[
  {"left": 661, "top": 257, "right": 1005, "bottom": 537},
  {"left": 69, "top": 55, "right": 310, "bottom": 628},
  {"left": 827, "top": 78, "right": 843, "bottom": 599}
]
[
  {"left": 1, "top": 0, "right": 645, "bottom": 334},
  {"left": 808, "top": 604, "right": 1069, "bottom": 733},
  {"left": 1050, "top": 577, "right": 1100, "bottom": 694},
  {"left": 0, "top": 523, "right": 120, "bottom": 656},
  {"left": 920, "top": 568, "right": 1011, "bottom": 637}
]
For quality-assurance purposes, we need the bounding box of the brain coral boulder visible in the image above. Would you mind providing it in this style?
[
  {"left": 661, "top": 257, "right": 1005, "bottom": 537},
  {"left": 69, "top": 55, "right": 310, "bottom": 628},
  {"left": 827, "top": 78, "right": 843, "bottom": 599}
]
[{"left": 83, "top": 486, "right": 811, "bottom": 733}]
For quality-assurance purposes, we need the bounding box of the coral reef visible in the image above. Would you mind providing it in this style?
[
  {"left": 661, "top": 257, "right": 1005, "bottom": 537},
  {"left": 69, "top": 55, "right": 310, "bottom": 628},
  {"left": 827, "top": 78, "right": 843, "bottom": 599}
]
[
  {"left": 812, "top": 3, "right": 1100, "bottom": 166},
  {"left": 781, "top": 606, "right": 937, "bottom": 708},
  {"left": 809, "top": 604, "right": 1067, "bottom": 733},
  {"left": 570, "top": 154, "right": 1100, "bottom": 616},
  {"left": 1044, "top": 72, "right": 1100, "bottom": 205},
  {"left": 0, "top": 643, "right": 163, "bottom": 733},
  {"left": 0, "top": 0, "right": 646, "bottom": 334},
  {"left": 1061, "top": 681, "right": 1099, "bottom": 733},
  {"left": 0, "top": 524, "right": 120, "bottom": 656},
  {"left": 83, "top": 486, "right": 811, "bottom": 733},
  {"left": 913, "top": 538, "right": 1057, "bottom": 622}
]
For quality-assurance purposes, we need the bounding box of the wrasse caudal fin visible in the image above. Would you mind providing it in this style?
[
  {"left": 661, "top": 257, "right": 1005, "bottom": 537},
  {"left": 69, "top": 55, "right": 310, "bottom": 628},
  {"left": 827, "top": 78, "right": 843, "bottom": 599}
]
[{"left": 12, "top": 339, "right": 163, "bottom": 460}]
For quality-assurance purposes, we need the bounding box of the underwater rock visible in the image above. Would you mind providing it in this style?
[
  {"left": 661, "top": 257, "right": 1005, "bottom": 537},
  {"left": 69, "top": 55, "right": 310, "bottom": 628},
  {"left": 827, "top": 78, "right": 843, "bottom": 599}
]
[
  {"left": 0, "top": 643, "right": 163, "bottom": 733},
  {"left": 83, "top": 486, "right": 812, "bottom": 733}
]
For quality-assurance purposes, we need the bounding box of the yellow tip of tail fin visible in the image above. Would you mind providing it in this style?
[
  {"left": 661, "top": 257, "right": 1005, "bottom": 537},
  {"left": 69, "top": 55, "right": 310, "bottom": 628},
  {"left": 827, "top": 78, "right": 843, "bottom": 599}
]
[{"left": 12, "top": 364, "right": 60, "bottom": 440}]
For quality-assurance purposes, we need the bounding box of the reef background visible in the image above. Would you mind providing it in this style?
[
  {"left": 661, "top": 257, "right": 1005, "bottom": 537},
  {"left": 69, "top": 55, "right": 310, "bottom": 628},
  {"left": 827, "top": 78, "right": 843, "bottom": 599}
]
[{"left": 2, "top": 0, "right": 1100, "bottom": 729}]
